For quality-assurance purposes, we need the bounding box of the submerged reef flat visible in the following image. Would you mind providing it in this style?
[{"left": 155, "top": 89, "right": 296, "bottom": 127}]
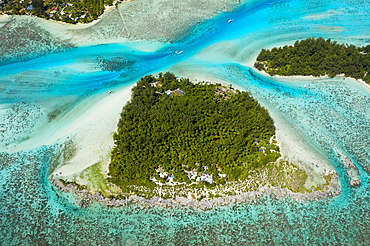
[
  {"left": 0, "top": 18, "right": 74, "bottom": 65},
  {"left": 0, "top": 102, "right": 44, "bottom": 149},
  {"left": 96, "top": 56, "right": 136, "bottom": 72}
]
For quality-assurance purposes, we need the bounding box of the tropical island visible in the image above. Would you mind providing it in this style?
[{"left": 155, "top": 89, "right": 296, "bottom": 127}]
[
  {"left": 50, "top": 72, "right": 340, "bottom": 208},
  {"left": 254, "top": 37, "right": 370, "bottom": 84},
  {"left": 108, "top": 72, "right": 280, "bottom": 189},
  {"left": 0, "top": 0, "right": 124, "bottom": 24}
]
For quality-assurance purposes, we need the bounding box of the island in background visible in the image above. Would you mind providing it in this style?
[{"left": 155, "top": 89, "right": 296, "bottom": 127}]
[
  {"left": 0, "top": 0, "right": 126, "bottom": 24},
  {"left": 254, "top": 37, "right": 370, "bottom": 85}
]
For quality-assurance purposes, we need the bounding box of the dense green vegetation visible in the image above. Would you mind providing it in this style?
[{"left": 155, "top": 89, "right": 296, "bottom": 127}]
[
  {"left": 108, "top": 72, "right": 280, "bottom": 189},
  {"left": 254, "top": 37, "right": 370, "bottom": 84},
  {"left": 0, "top": 0, "right": 122, "bottom": 24}
]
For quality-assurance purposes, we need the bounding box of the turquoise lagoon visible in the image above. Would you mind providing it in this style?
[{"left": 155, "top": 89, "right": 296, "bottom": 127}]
[{"left": 1, "top": 0, "right": 370, "bottom": 244}]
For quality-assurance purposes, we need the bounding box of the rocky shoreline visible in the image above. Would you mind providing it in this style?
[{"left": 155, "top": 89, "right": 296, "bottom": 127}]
[
  {"left": 345, "top": 157, "right": 362, "bottom": 186},
  {"left": 50, "top": 175, "right": 341, "bottom": 210}
]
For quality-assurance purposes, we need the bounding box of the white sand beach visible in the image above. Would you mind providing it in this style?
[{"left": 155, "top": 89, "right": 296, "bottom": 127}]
[{"left": 48, "top": 83, "right": 133, "bottom": 178}]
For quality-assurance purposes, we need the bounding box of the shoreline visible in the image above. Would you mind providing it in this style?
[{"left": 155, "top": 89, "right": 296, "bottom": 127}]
[
  {"left": 253, "top": 67, "right": 370, "bottom": 92},
  {"left": 47, "top": 76, "right": 341, "bottom": 209},
  {"left": 50, "top": 173, "right": 341, "bottom": 210},
  {"left": 47, "top": 83, "right": 133, "bottom": 177},
  {"left": 0, "top": 0, "right": 241, "bottom": 48},
  {"left": 0, "top": 1, "right": 131, "bottom": 28},
  {"left": 45, "top": 70, "right": 350, "bottom": 211}
]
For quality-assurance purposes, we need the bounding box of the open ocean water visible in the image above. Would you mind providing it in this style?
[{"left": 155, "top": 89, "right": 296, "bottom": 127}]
[{"left": 1, "top": 0, "right": 370, "bottom": 244}]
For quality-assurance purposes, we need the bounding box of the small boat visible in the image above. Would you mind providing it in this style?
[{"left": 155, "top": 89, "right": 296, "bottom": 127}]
[
  {"left": 175, "top": 50, "right": 184, "bottom": 55},
  {"left": 228, "top": 19, "right": 234, "bottom": 23},
  {"left": 306, "top": 95, "right": 310, "bottom": 98},
  {"left": 304, "top": 85, "right": 307, "bottom": 88}
]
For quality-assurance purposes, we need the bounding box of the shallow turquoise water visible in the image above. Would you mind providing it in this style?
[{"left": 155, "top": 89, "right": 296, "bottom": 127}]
[{"left": 1, "top": 0, "right": 370, "bottom": 244}]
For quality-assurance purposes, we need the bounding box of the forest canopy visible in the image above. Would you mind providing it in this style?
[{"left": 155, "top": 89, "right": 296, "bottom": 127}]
[
  {"left": 0, "top": 0, "right": 119, "bottom": 24},
  {"left": 108, "top": 72, "right": 280, "bottom": 189},
  {"left": 254, "top": 37, "right": 370, "bottom": 84}
]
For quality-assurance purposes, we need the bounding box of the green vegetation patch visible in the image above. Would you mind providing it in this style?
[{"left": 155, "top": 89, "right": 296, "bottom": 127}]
[
  {"left": 0, "top": 0, "right": 122, "bottom": 24},
  {"left": 254, "top": 37, "right": 370, "bottom": 84},
  {"left": 263, "top": 161, "right": 308, "bottom": 193},
  {"left": 79, "top": 162, "right": 118, "bottom": 196},
  {"left": 108, "top": 72, "right": 280, "bottom": 190}
]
